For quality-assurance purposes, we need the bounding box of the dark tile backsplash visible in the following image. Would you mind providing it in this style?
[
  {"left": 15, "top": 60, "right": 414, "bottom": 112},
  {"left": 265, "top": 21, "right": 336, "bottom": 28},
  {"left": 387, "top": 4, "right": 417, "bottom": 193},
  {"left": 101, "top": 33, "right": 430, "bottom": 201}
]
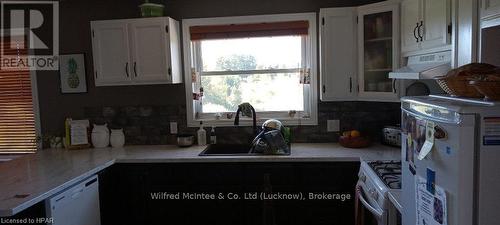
[{"left": 83, "top": 101, "right": 400, "bottom": 145}]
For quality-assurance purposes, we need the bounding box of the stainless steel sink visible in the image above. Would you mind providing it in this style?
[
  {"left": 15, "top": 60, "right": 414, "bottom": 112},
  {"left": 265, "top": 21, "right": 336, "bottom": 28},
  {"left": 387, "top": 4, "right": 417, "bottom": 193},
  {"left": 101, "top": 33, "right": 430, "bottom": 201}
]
[{"left": 198, "top": 144, "right": 290, "bottom": 156}]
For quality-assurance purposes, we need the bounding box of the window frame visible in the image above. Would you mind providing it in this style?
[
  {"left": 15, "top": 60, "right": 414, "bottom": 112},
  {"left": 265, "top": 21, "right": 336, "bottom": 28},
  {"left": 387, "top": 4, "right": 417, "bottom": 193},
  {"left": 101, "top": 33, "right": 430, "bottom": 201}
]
[{"left": 182, "top": 13, "right": 318, "bottom": 127}]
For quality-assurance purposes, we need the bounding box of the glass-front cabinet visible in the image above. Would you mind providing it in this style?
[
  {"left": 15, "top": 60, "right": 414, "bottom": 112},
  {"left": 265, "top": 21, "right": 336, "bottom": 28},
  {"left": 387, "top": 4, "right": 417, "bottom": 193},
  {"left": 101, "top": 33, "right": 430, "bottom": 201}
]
[{"left": 358, "top": 4, "right": 399, "bottom": 100}]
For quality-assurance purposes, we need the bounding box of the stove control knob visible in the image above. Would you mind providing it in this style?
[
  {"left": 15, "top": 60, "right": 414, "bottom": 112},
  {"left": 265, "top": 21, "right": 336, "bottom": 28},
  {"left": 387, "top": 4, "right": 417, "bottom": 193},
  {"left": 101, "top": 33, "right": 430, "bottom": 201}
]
[{"left": 359, "top": 174, "right": 366, "bottom": 182}]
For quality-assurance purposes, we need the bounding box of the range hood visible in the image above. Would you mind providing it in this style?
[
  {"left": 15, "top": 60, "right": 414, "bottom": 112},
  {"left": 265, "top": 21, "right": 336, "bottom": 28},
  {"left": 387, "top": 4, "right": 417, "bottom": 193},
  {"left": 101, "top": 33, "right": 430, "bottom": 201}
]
[{"left": 389, "top": 51, "right": 451, "bottom": 79}]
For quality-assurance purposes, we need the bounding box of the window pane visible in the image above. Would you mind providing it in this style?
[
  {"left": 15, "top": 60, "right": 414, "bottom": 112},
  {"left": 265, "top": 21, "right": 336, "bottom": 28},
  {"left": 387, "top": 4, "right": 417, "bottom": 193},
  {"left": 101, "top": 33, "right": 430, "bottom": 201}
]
[
  {"left": 200, "top": 36, "right": 302, "bottom": 71},
  {"left": 201, "top": 73, "right": 304, "bottom": 113}
]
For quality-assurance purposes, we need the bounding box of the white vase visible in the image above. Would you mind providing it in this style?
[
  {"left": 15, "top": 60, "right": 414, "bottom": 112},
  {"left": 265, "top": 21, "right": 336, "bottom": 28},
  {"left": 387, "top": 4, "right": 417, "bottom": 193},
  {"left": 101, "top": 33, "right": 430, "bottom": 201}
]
[
  {"left": 110, "top": 129, "right": 125, "bottom": 148},
  {"left": 91, "top": 124, "right": 109, "bottom": 148}
]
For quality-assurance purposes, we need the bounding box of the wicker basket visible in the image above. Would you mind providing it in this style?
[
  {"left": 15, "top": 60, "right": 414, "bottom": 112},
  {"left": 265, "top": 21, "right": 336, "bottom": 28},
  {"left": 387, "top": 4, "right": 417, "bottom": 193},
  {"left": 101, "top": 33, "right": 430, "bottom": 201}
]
[
  {"left": 469, "top": 80, "right": 500, "bottom": 101},
  {"left": 435, "top": 63, "right": 500, "bottom": 98},
  {"left": 435, "top": 76, "right": 484, "bottom": 98}
]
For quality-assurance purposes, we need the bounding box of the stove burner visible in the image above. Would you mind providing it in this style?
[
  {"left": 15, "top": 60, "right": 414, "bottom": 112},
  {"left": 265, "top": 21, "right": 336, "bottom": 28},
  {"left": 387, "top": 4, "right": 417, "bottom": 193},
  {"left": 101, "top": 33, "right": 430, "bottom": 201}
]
[{"left": 368, "top": 160, "right": 402, "bottom": 189}]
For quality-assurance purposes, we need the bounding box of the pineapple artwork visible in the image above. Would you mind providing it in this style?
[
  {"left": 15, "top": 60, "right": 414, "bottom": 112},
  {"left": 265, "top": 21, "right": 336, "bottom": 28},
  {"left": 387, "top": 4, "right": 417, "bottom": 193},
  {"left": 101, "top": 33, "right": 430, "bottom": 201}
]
[
  {"left": 60, "top": 54, "right": 87, "bottom": 93},
  {"left": 66, "top": 58, "right": 80, "bottom": 88}
]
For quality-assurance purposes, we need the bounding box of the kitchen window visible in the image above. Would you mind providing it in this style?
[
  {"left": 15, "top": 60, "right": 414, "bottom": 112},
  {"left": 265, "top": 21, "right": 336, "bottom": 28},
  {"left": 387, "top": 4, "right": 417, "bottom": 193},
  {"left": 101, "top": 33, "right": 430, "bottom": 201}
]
[
  {"left": 0, "top": 36, "right": 40, "bottom": 153},
  {"left": 182, "top": 13, "right": 318, "bottom": 127}
]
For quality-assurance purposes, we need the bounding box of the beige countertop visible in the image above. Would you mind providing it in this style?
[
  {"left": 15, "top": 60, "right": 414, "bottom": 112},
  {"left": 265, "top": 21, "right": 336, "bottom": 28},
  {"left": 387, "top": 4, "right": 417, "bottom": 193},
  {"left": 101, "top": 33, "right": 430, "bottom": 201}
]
[{"left": 0, "top": 143, "right": 399, "bottom": 217}]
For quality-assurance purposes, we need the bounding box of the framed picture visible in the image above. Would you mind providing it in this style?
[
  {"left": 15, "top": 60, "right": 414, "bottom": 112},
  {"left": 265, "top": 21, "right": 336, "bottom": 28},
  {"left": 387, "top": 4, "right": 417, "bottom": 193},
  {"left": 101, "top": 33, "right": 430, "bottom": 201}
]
[{"left": 59, "top": 54, "right": 87, "bottom": 93}]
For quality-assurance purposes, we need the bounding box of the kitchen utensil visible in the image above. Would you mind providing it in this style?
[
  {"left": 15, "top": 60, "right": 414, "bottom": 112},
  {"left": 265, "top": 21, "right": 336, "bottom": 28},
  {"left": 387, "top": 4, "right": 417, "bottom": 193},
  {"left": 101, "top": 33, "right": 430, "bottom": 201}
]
[
  {"left": 177, "top": 134, "right": 194, "bottom": 147},
  {"left": 382, "top": 126, "right": 401, "bottom": 147},
  {"left": 405, "top": 81, "right": 430, "bottom": 96}
]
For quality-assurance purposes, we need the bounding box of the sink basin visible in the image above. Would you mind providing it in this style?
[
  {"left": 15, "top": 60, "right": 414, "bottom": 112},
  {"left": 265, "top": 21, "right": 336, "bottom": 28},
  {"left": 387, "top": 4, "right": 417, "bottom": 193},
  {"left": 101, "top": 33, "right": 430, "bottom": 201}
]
[{"left": 198, "top": 144, "right": 290, "bottom": 156}]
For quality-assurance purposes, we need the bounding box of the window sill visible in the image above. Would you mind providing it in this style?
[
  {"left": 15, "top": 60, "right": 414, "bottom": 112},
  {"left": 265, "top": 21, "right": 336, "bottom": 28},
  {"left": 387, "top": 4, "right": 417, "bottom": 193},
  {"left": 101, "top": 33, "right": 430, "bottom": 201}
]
[{"left": 187, "top": 117, "right": 317, "bottom": 127}]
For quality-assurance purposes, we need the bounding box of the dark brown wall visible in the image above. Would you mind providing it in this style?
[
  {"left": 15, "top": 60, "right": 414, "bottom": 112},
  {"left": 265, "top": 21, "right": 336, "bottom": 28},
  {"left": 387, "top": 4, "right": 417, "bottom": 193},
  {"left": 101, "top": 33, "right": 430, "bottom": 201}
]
[{"left": 38, "top": 0, "right": 387, "bottom": 137}]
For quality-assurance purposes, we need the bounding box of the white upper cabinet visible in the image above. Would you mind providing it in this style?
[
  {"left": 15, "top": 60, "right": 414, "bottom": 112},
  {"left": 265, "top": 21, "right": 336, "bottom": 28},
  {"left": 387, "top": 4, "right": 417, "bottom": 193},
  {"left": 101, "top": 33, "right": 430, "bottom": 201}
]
[
  {"left": 91, "top": 21, "right": 131, "bottom": 85},
  {"left": 319, "top": 1, "right": 400, "bottom": 102},
  {"left": 481, "top": 0, "right": 500, "bottom": 19},
  {"left": 401, "top": 0, "right": 421, "bottom": 52},
  {"left": 91, "top": 17, "right": 182, "bottom": 86},
  {"left": 400, "top": 0, "right": 451, "bottom": 55},
  {"left": 357, "top": 2, "right": 400, "bottom": 101},
  {"left": 319, "top": 8, "right": 357, "bottom": 101},
  {"left": 420, "top": 0, "right": 451, "bottom": 49}
]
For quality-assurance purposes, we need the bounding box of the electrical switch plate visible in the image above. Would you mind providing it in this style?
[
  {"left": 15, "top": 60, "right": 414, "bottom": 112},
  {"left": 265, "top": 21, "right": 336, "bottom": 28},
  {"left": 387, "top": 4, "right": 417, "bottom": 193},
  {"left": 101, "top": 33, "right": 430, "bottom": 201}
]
[
  {"left": 170, "top": 122, "right": 178, "bottom": 134},
  {"left": 327, "top": 120, "right": 340, "bottom": 132}
]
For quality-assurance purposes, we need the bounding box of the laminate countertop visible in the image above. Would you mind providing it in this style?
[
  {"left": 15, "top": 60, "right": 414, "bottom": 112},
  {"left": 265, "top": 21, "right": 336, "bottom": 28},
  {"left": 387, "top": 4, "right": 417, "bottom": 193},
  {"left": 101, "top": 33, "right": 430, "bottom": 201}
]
[{"left": 0, "top": 143, "right": 399, "bottom": 217}]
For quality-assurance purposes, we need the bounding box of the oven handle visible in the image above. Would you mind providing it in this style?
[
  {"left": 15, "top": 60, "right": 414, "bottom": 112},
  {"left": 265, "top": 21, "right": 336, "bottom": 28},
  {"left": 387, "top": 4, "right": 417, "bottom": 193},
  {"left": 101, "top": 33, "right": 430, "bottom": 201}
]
[{"left": 356, "top": 183, "right": 384, "bottom": 219}]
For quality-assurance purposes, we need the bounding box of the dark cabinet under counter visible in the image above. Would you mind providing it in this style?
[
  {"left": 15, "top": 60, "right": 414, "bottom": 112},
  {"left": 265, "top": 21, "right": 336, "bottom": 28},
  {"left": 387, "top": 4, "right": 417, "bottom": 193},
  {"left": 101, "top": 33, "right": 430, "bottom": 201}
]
[{"left": 99, "top": 162, "right": 359, "bottom": 225}]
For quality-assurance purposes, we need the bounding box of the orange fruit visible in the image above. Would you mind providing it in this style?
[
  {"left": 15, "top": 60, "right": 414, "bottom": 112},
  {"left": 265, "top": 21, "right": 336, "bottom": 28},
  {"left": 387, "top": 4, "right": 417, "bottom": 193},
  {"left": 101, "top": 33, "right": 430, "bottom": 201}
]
[{"left": 350, "top": 130, "right": 361, "bottom": 138}]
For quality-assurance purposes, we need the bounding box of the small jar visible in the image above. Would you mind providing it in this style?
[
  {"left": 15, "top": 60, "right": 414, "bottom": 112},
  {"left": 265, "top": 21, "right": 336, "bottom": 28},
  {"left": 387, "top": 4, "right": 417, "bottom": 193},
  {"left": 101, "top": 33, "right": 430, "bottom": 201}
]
[
  {"left": 110, "top": 128, "right": 125, "bottom": 148},
  {"left": 91, "top": 124, "right": 109, "bottom": 148}
]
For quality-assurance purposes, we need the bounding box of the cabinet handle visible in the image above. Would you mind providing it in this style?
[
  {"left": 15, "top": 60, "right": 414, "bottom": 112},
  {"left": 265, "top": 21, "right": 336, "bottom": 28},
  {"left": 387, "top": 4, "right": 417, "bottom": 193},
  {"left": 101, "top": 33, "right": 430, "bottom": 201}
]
[
  {"left": 168, "top": 67, "right": 172, "bottom": 76},
  {"left": 413, "top": 23, "right": 419, "bottom": 42},
  {"left": 417, "top": 21, "right": 423, "bottom": 42},
  {"left": 125, "top": 62, "right": 129, "bottom": 77},
  {"left": 133, "top": 62, "right": 137, "bottom": 77},
  {"left": 349, "top": 77, "right": 353, "bottom": 93},
  {"left": 392, "top": 79, "right": 397, "bottom": 93}
]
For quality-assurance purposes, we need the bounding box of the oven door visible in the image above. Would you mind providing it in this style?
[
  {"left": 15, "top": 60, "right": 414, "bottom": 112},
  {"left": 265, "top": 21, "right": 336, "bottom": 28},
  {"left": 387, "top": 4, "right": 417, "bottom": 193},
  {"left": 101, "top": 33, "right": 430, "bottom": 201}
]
[{"left": 355, "top": 182, "right": 387, "bottom": 225}]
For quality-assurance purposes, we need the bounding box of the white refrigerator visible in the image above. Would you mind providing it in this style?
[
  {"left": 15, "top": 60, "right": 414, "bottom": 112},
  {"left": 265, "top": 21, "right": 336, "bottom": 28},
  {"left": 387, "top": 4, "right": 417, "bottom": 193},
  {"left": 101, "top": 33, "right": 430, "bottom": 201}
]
[{"left": 401, "top": 96, "right": 500, "bottom": 225}]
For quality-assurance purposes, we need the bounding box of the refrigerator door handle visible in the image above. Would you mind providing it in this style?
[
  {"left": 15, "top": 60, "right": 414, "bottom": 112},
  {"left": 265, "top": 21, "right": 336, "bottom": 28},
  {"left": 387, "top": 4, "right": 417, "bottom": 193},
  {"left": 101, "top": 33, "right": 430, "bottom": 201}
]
[{"left": 356, "top": 184, "right": 384, "bottom": 218}]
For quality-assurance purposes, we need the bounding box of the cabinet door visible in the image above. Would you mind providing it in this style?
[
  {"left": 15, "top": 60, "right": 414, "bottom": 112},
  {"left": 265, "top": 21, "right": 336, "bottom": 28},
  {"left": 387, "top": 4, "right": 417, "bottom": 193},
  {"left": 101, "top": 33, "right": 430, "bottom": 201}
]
[
  {"left": 401, "top": 0, "right": 421, "bottom": 53},
  {"left": 482, "top": 0, "right": 500, "bottom": 19},
  {"left": 319, "top": 8, "right": 357, "bottom": 101},
  {"left": 91, "top": 21, "right": 131, "bottom": 86},
  {"left": 358, "top": 4, "right": 400, "bottom": 101},
  {"left": 129, "top": 18, "right": 171, "bottom": 84},
  {"left": 421, "top": 0, "right": 451, "bottom": 50}
]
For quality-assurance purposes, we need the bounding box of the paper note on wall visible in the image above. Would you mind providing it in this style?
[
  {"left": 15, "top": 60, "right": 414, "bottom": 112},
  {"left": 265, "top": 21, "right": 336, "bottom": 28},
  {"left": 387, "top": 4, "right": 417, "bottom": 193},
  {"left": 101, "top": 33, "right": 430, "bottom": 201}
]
[
  {"left": 418, "top": 121, "right": 435, "bottom": 160},
  {"left": 416, "top": 176, "right": 447, "bottom": 225}
]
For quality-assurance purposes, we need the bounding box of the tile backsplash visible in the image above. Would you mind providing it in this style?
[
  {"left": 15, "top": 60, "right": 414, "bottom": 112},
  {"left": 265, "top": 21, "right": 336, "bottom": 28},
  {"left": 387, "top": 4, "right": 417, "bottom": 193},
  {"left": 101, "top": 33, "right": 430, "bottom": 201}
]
[{"left": 83, "top": 101, "right": 400, "bottom": 145}]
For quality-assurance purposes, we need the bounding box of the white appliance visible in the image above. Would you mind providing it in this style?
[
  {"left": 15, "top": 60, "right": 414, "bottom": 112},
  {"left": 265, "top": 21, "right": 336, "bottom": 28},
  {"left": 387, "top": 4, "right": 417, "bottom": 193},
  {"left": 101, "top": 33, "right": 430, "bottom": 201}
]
[
  {"left": 356, "top": 160, "right": 401, "bottom": 225},
  {"left": 401, "top": 95, "right": 500, "bottom": 225},
  {"left": 46, "top": 175, "right": 101, "bottom": 225}
]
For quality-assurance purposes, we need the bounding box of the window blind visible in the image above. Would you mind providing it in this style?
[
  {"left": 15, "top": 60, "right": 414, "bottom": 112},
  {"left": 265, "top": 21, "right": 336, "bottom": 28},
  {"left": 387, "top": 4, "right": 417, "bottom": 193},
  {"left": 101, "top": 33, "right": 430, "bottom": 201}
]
[
  {"left": 0, "top": 37, "right": 37, "bottom": 153},
  {"left": 190, "top": 20, "right": 309, "bottom": 41}
]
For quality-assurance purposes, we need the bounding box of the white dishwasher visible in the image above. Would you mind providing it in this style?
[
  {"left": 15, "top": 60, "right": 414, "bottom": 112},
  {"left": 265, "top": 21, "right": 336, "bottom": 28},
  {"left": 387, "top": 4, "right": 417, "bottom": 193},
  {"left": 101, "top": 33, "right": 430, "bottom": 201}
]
[{"left": 46, "top": 175, "right": 101, "bottom": 225}]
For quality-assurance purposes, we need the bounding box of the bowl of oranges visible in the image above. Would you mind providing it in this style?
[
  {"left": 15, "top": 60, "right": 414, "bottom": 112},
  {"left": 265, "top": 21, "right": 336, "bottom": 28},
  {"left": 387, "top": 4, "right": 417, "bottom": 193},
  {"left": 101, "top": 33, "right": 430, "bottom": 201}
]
[{"left": 339, "top": 130, "right": 371, "bottom": 148}]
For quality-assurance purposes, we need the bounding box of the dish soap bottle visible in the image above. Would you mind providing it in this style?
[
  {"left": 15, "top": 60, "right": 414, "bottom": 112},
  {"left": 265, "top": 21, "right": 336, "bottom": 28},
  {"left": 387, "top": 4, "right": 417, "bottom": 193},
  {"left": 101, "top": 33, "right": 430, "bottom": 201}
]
[
  {"left": 210, "top": 126, "right": 216, "bottom": 144},
  {"left": 197, "top": 121, "right": 207, "bottom": 146}
]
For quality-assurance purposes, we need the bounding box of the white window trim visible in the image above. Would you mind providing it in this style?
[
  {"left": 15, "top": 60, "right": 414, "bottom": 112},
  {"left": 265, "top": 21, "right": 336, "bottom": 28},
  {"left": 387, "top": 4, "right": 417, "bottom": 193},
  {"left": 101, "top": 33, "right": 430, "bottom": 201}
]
[{"left": 182, "top": 13, "right": 318, "bottom": 127}]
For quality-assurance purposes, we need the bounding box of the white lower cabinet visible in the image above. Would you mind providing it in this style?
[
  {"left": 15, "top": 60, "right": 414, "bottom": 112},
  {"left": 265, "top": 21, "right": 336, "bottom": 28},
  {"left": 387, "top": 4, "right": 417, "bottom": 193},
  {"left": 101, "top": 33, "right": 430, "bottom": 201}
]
[
  {"left": 320, "top": 1, "right": 400, "bottom": 102},
  {"left": 91, "top": 17, "right": 182, "bottom": 86}
]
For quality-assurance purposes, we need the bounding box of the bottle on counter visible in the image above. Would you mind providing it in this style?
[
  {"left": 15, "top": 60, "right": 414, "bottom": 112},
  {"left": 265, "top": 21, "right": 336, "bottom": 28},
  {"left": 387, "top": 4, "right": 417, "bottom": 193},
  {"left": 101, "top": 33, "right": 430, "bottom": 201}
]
[
  {"left": 197, "top": 121, "right": 207, "bottom": 146},
  {"left": 210, "top": 126, "right": 216, "bottom": 144}
]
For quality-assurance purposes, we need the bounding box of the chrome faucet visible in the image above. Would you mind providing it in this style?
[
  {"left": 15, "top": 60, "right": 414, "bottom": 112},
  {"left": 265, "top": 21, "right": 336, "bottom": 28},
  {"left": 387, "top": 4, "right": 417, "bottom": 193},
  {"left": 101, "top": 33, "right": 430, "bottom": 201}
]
[{"left": 234, "top": 103, "right": 257, "bottom": 135}]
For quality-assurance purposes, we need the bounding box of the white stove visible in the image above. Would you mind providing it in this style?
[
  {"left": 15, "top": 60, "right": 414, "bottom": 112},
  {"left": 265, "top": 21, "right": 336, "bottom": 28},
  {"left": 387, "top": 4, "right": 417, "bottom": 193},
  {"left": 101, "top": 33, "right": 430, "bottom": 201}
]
[{"left": 356, "top": 160, "right": 401, "bottom": 225}]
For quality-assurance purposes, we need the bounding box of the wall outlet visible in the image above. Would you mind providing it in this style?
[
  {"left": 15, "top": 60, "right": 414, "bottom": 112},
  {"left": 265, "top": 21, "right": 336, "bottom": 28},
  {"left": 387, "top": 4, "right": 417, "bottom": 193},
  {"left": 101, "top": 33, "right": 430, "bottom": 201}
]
[
  {"left": 170, "top": 122, "right": 178, "bottom": 134},
  {"left": 327, "top": 120, "right": 340, "bottom": 132}
]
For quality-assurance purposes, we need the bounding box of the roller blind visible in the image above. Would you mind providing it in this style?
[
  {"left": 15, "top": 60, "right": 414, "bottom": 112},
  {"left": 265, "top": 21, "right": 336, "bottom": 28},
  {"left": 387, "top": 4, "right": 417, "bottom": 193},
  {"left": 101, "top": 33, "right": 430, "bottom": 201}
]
[
  {"left": 0, "top": 36, "right": 37, "bottom": 153},
  {"left": 189, "top": 20, "right": 309, "bottom": 41}
]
